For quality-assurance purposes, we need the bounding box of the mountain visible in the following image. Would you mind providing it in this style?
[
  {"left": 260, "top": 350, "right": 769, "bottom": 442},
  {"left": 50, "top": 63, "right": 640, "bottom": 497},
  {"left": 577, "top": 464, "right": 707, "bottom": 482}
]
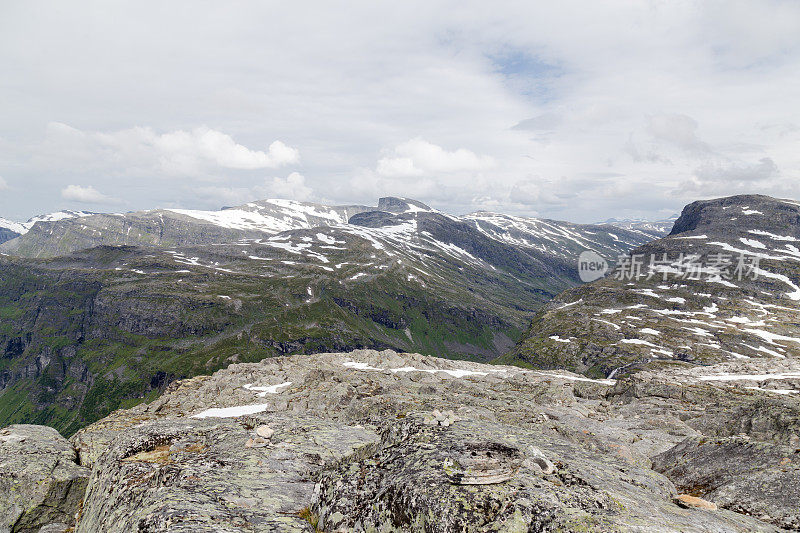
[
  {"left": 3, "top": 349, "right": 797, "bottom": 531},
  {"left": 501, "top": 194, "right": 800, "bottom": 378},
  {"left": 0, "top": 218, "right": 22, "bottom": 245},
  {"left": 0, "top": 199, "right": 429, "bottom": 258},
  {"left": 600, "top": 214, "right": 678, "bottom": 239},
  {"left": 0, "top": 198, "right": 656, "bottom": 434},
  {"left": 3, "top": 195, "right": 799, "bottom": 532},
  {"left": 0, "top": 211, "right": 94, "bottom": 246},
  {"left": 1, "top": 197, "right": 652, "bottom": 261}
]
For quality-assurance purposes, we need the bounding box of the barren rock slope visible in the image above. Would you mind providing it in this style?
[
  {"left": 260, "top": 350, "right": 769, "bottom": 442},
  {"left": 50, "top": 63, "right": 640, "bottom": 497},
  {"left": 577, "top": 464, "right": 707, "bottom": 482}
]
[{"left": 3, "top": 349, "right": 797, "bottom": 531}]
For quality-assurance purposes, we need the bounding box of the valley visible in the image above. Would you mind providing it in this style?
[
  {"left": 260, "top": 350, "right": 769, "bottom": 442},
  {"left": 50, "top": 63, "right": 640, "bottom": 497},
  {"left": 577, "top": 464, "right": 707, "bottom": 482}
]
[{"left": 0, "top": 197, "right": 654, "bottom": 434}]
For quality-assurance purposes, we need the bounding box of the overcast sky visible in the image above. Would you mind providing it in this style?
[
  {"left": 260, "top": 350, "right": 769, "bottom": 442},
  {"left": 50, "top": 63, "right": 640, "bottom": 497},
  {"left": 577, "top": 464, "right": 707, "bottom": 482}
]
[{"left": 1, "top": 1, "right": 799, "bottom": 223}]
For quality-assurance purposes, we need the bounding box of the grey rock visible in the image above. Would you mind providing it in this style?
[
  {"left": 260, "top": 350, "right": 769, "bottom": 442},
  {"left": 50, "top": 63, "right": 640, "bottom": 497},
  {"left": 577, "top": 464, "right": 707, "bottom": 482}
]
[
  {"left": 653, "top": 436, "right": 800, "bottom": 530},
  {"left": 74, "top": 416, "right": 379, "bottom": 533},
  {"left": 0, "top": 425, "right": 89, "bottom": 533},
  {"left": 54, "top": 350, "right": 795, "bottom": 531}
]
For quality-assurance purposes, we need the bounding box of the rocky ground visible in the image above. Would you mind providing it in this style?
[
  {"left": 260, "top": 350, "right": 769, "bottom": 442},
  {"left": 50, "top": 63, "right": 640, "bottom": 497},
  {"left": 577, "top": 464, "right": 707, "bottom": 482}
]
[{"left": 2, "top": 349, "right": 799, "bottom": 532}]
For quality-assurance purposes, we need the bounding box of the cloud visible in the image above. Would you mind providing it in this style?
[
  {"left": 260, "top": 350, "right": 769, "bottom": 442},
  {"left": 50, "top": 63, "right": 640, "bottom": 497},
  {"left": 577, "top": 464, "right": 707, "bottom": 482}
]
[
  {"left": 2, "top": 2, "right": 800, "bottom": 221},
  {"left": 512, "top": 113, "right": 561, "bottom": 132},
  {"left": 194, "top": 186, "right": 256, "bottom": 207},
  {"left": 376, "top": 139, "right": 494, "bottom": 178},
  {"left": 646, "top": 114, "right": 709, "bottom": 154},
  {"left": 509, "top": 178, "right": 570, "bottom": 206},
  {"left": 194, "top": 172, "right": 313, "bottom": 206},
  {"left": 695, "top": 157, "right": 779, "bottom": 183},
  {"left": 268, "top": 172, "right": 313, "bottom": 201},
  {"left": 42, "top": 123, "right": 299, "bottom": 178},
  {"left": 61, "top": 184, "right": 115, "bottom": 204},
  {"left": 676, "top": 157, "right": 781, "bottom": 197},
  {"left": 150, "top": 129, "right": 299, "bottom": 171},
  {"left": 0, "top": 176, "right": 7, "bottom": 190}
]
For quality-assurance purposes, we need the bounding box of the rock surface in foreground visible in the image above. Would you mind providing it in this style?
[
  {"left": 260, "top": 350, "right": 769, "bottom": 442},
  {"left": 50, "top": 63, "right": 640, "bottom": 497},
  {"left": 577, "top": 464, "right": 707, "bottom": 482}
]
[
  {"left": 0, "top": 425, "right": 89, "bottom": 533},
  {"left": 4, "top": 349, "right": 800, "bottom": 531}
]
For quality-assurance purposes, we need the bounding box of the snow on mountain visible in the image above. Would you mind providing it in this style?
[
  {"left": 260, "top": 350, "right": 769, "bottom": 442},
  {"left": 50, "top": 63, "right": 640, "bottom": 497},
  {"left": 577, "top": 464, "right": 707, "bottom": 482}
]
[
  {"left": 1, "top": 197, "right": 655, "bottom": 264},
  {"left": 0, "top": 210, "right": 94, "bottom": 236},
  {"left": 600, "top": 215, "right": 678, "bottom": 239},
  {"left": 167, "top": 199, "right": 368, "bottom": 233},
  {"left": 0, "top": 217, "right": 26, "bottom": 235},
  {"left": 464, "top": 212, "right": 648, "bottom": 262},
  {"left": 168, "top": 197, "right": 435, "bottom": 233},
  {"left": 506, "top": 194, "right": 800, "bottom": 377},
  {"left": 25, "top": 210, "right": 94, "bottom": 228}
]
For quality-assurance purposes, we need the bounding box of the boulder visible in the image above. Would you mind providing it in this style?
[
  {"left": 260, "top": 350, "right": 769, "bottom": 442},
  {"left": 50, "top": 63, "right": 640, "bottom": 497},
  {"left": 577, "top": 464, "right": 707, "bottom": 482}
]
[
  {"left": 653, "top": 436, "right": 800, "bottom": 530},
  {"left": 0, "top": 425, "right": 89, "bottom": 532}
]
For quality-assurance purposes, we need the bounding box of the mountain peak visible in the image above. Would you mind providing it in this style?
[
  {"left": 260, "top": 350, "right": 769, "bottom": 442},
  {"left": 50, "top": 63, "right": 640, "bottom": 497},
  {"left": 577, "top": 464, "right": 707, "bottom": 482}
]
[
  {"left": 669, "top": 194, "right": 800, "bottom": 236},
  {"left": 377, "top": 197, "right": 433, "bottom": 214}
]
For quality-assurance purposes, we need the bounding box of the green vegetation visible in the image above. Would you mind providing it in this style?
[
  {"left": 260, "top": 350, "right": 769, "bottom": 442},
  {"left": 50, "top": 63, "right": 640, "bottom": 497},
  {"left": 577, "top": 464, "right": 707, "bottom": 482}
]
[{"left": 0, "top": 241, "right": 552, "bottom": 436}]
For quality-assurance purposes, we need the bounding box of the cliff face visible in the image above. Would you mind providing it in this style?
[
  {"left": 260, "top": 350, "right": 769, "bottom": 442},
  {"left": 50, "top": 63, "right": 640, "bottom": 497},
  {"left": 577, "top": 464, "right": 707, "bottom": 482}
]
[
  {"left": 3, "top": 349, "right": 796, "bottom": 532},
  {"left": 0, "top": 227, "right": 20, "bottom": 245}
]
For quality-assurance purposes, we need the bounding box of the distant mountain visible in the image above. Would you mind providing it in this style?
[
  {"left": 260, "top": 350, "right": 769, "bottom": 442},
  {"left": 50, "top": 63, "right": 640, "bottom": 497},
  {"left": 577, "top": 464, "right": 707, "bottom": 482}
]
[
  {"left": 600, "top": 214, "right": 678, "bottom": 239},
  {"left": 1, "top": 197, "right": 654, "bottom": 262},
  {"left": 0, "top": 200, "right": 373, "bottom": 257},
  {"left": 0, "top": 219, "right": 22, "bottom": 245},
  {"left": 0, "top": 198, "right": 435, "bottom": 258},
  {"left": 501, "top": 194, "right": 800, "bottom": 378},
  {"left": 0, "top": 197, "right": 657, "bottom": 434},
  {"left": 0, "top": 210, "right": 94, "bottom": 245},
  {"left": 0, "top": 217, "right": 26, "bottom": 235}
]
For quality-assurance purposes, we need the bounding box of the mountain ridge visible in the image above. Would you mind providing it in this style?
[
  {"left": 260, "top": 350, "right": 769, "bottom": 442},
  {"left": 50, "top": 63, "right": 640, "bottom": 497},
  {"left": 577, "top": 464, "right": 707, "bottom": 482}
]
[{"left": 501, "top": 193, "right": 800, "bottom": 377}]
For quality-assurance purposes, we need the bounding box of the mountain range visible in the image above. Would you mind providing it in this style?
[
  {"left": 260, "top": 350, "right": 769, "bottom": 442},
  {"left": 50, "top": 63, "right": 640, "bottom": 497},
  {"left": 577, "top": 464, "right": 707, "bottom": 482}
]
[
  {"left": 0, "top": 197, "right": 654, "bottom": 434},
  {"left": 2, "top": 193, "right": 800, "bottom": 532},
  {"left": 601, "top": 214, "right": 679, "bottom": 239}
]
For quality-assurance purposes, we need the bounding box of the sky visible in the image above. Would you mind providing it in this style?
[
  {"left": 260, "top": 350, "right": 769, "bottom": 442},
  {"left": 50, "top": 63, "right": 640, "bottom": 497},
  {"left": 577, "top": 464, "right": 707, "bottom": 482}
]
[{"left": 1, "top": 1, "right": 799, "bottom": 223}]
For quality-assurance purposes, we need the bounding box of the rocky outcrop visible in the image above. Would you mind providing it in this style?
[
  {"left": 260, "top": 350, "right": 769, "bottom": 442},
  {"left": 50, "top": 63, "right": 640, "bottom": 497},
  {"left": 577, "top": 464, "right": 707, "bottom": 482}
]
[
  {"left": 653, "top": 436, "right": 800, "bottom": 529},
  {"left": 73, "top": 416, "right": 379, "bottom": 532},
  {"left": 668, "top": 194, "right": 800, "bottom": 236},
  {"left": 0, "top": 349, "right": 790, "bottom": 531},
  {"left": 0, "top": 425, "right": 89, "bottom": 532}
]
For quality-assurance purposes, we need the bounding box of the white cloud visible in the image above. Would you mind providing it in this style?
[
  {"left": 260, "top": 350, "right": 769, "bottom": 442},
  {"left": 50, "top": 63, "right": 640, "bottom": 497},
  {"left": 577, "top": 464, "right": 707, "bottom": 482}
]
[
  {"left": 695, "top": 157, "right": 779, "bottom": 184},
  {"left": 42, "top": 123, "right": 298, "bottom": 178},
  {"left": 679, "top": 157, "right": 781, "bottom": 197},
  {"left": 0, "top": 176, "right": 7, "bottom": 190},
  {"left": 509, "top": 179, "right": 571, "bottom": 206},
  {"left": 194, "top": 172, "right": 313, "bottom": 205},
  {"left": 194, "top": 186, "right": 256, "bottom": 206},
  {"left": 61, "top": 184, "right": 115, "bottom": 204},
  {"left": 268, "top": 172, "right": 313, "bottom": 201},
  {"left": 2, "top": 2, "right": 800, "bottom": 221},
  {"left": 376, "top": 139, "right": 494, "bottom": 178},
  {"left": 646, "top": 114, "right": 709, "bottom": 154},
  {"left": 376, "top": 157, "right": 421, "bottom": 178},
  {"left": 151, "top": 129, "right": 298, "bottom": 170}
]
